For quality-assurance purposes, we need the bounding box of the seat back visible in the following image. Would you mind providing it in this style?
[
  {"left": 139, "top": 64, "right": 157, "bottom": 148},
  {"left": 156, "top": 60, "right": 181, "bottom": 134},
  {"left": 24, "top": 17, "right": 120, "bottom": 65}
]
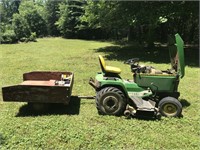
[
  {"left": 99, "top": 55, "right": 106, "bottom": 73},
  {"left": 98, "top": 55, "right": 121, "bottom": 76}
]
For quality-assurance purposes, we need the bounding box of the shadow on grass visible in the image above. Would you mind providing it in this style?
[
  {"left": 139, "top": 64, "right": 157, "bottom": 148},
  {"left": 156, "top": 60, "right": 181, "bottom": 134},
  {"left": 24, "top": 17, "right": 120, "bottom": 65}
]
[
  {"left": 95, "top": 44, "right": 199, "bottom": 67},
  {"left": 16, "top": 96, "right": 80, "bottom": 117},
  {"left": 133, "top": 116, "right": 159, "bottom": 121},
  {"left": 0, "top": 133, "right": 5, "bottom": 146},
  {"left": 180, "top": 99, "right": 191, "bottom": 108}
]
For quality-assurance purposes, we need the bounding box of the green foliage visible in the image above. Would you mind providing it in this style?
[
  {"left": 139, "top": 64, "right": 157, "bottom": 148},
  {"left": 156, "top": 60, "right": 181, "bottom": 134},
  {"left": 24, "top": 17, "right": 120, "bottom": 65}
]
[
  {"left": 0, "top": 29, "right": 17, "bottom": 44},
  {"left": 12, "top": 13, "right": 37, "bottom": 43},
  {"left": 2, "top": 1, "right": 46, "bottom": 43},
  {"left": 0, "top": 0, "right": 21, "bottom": 23},
  {"left": 29, "top": 32, "right": 37, "bottom": 42},
  {"left": 81, "top": 1, "right": 199, "bottom": 43},
  {"left": 55, "top": 2, "right": 69, "bottom": 37},
  {"left": 0, "top": 1, "right": 199, "bottom": 43},
  {"left": 12, "top": 13, "right": 31, "bottom": 40},
  {"left": 0, "top": 23, "right": 17, "bottom": 44},
  {"left": 0, "top": 38, "right": 199, "bottom": 149},
  {"left": 81, "top": 0, "right": 120, "bottom": 29},
  {"left": 19, "top": 32, "right": 37, "bottom": 43},
  {"left": 18, "top": 1, "right": 47, "bottom": 37},
  {"left": 45, "top": 0, "right": 62, "bottom": 36},
  {"left": 56, "top": 0, "right": 86, "bottom": 38}
]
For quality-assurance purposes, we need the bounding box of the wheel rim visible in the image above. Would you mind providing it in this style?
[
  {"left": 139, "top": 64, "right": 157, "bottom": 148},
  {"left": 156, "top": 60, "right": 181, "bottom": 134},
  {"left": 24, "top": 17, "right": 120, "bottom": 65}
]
[
  {"left": 103, "top": 96, "right": 119, "bottom": 113},
  {"left": 162, "top": 103, "right": 177, "bottom": 116}
]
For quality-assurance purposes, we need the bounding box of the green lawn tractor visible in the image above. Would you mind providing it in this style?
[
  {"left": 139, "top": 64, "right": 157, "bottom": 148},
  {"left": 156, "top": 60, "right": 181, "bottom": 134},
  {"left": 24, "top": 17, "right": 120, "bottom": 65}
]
[{"left": 89, "top": 33, "right": 185, "bottom": 118}]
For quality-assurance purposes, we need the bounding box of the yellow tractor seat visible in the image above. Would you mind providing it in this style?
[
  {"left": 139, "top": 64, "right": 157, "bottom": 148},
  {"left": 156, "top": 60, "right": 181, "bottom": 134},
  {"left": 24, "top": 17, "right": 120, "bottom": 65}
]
[{"left": 99, "top": 55, "right": 121, "bottom": 74}]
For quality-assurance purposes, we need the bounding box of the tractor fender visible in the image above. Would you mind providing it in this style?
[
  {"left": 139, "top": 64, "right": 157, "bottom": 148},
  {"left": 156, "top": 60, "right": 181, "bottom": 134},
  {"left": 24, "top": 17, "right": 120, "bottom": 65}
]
[{"left": 97, "top": 84, "right": 129, "bottom": 100}]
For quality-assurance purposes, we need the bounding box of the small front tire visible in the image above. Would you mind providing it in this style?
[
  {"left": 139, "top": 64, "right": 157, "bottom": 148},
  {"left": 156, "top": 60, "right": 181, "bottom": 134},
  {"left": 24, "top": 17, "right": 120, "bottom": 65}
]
[{"left": 158, "top": 97, "right": 182, "bottom": 117}]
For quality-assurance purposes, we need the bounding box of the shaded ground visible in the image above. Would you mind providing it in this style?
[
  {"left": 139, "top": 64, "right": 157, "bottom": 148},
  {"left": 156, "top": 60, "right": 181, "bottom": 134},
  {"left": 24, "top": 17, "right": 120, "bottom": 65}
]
[
  {"left": 16, "top": 96, "right": 81, "bottom": 117},
  {"left": 0, "top": 133, "right": 5, "bottom": 146},
  {"left": 180, "top": 99, "right": 191, "bottom": 108},
  {"left": 96, "top": 44, "right": 199, "bottom": 67}
]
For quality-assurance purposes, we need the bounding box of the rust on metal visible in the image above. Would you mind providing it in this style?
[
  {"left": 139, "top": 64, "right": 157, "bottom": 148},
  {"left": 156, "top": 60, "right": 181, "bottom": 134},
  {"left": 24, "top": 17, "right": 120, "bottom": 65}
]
[
  {"left": 23, "top": 71, "right": 73, "bottom": 81},
  {"left": 89, "top": 77, "right": 100, "bottom": 89},
  {"left": 21, "top": 80, "right": 56, "bottom": 86}
]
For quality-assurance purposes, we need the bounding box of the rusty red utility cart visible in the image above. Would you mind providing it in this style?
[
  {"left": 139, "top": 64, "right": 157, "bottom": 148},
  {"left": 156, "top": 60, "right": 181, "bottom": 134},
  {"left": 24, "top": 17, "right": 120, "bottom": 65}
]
[{"left": 2, "top": 71, "right": 74, "bottom": 105}]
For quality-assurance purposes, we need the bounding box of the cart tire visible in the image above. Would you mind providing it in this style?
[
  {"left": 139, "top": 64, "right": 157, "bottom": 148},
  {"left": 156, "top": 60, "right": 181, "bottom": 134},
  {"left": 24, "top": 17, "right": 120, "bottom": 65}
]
[
  {"left": 158, "top": 97, "right": 182, "bottom": 117},
  {"left": 96, "top": 87, "right": 126, "bottom": 116},
  {"left": 28, "top": 103, "right": 49, "bottom": 112}
]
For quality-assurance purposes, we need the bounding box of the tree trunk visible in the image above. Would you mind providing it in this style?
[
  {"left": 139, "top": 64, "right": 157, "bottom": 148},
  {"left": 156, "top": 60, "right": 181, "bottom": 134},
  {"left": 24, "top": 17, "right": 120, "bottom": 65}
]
[{"left": 127, "top": 26, "right": 134, "bottom": 42}]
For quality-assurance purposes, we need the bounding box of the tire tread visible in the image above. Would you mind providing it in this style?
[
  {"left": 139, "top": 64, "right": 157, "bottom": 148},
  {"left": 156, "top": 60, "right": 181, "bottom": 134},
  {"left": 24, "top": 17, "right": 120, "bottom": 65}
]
[{"left": 96, "top": 87, "right": 126, "bottom": 116}]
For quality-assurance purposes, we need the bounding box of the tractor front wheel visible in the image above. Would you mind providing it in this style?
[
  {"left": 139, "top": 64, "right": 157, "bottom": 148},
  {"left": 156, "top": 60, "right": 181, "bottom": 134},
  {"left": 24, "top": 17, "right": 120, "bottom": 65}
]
[
  {"left": 158, "top": 97, "right": 182, "bottom": 117},
  {"left": 96, "top": 87, "right": 126, "bottom": 116}
]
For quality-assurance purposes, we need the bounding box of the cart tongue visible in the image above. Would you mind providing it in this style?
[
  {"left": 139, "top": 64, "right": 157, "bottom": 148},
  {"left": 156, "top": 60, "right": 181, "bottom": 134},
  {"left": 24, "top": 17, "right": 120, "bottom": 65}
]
[{"left": 168, "top": 33, "right": 185, "bottom": 78}]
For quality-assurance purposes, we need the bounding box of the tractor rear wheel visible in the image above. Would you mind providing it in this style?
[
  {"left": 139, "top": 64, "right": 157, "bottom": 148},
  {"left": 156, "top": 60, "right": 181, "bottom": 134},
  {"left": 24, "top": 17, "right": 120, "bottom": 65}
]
[
  {"left": 158, "top": 97, "right": 182, "bottom": 117},
  {"left": 96, "top": 87, "right": 126, "bottom": 116}
]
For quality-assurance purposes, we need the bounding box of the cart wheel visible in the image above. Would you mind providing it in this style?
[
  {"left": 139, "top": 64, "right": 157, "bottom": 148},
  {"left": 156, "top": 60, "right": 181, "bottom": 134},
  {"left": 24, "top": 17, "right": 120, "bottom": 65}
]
[
  {"left": 158, "top": 97, "right": 182, "bottom": 117},
  {"left": 96, "top": 87, "right": 126, "bottom": 116},
  {"left": 28, "top": 103, "right": 49, "bottom": 112}
]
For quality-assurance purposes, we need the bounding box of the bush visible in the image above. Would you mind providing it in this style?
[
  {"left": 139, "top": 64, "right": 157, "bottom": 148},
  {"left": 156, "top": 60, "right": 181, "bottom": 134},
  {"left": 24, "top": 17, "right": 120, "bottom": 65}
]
[
  {"left": 18, "top": 1, "right": 48, "bottom": 37},
  {"left": 1, "top": 30, "right": 17, "bottom": 44},
  {"left": 0, "top": 21, "right": 36, "bottom": 44},
  {"left": 12, "top": 13, "right": 31, "bottom": 40},
  {"left": 29, "top": 32, "right": 37, "bottom": 42},
  {"left": 19, "top": 32, "right": 37, "bottom": 42},
  {"left": 0, "top": 23, "right": 17, "bottom": 44}
]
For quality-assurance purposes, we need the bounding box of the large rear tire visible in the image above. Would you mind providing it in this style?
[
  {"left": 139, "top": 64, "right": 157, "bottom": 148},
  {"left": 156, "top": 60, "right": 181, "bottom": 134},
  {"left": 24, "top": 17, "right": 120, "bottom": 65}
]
[
  {"left": 158, "top": 97, "right": 182, "bottom": 117},
  {"left": 96, "top": 87, "right": 126, "bottom": 116}
]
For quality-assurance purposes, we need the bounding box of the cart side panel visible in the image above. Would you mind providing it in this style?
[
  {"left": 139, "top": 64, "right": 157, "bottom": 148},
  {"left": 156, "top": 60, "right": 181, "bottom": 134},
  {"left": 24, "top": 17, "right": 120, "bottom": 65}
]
[
  {"left": 2, "top": 85, "right": 71, "bottom": 103},
  {"left": 70, "top": 74, "right": 74, "bottom": 96},
  {"left": 23, "top": 71, "right": 73, "bottom": 81}
]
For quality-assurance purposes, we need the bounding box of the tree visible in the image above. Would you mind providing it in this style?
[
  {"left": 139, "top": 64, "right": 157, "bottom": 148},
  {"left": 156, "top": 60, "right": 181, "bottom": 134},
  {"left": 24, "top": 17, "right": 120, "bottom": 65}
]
[
  {"left": 56, "top": 0, "right": 85, "bottom": 38},
  {"left": 45, "top": 0, "right": 62, "bottom": 36},
  {"left": 0, "top": 0, "right": 198, "bottom": 44},
  {"left": 12, "top": 13, "right": 31, "bottom": 40},
  {"left": 161, "top": 1, "right": 199, "bottom": 44},
  {"left": 81, "top": 1, "right": 199, "bottom": 44},
  {"left": 55, "top": 2, "right": 69, "bottom": 37},
  {"left": 80, "top": 0, "right": 120, "bottom": 39},
  {"left": 18, "top": 1, "right": 47, "bottom": 37},
  {"left": 0, "top": 0, "right": 21, "bottom": 23}
]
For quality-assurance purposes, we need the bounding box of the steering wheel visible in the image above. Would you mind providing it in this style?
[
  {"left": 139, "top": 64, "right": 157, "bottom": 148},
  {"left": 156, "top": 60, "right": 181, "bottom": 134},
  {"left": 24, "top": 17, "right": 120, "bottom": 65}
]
[
  {"left": 124, "top": 58, "right": 141, "bottom": 73},
  {"left": 124, "top": 58, "right": 139, "bottom": 65}
]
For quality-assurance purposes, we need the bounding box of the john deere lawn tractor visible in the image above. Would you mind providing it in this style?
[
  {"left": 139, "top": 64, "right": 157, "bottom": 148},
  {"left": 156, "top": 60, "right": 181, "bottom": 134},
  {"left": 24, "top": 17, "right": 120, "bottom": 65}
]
[{"left": 89, "top": 33, "right": 185, "bottom": 118}]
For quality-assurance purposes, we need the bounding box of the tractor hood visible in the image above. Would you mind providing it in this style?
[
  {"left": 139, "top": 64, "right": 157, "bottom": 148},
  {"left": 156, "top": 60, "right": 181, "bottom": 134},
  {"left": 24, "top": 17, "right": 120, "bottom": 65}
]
[{"left": 168, "top": 33, "right": 185, "bottom": 78}]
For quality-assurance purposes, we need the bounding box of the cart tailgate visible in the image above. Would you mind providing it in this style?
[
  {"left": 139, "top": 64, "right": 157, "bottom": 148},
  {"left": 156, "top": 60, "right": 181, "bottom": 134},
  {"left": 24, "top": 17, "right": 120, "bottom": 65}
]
[{"left": 2, "top": 85, "right": 71, "bottom": 103}]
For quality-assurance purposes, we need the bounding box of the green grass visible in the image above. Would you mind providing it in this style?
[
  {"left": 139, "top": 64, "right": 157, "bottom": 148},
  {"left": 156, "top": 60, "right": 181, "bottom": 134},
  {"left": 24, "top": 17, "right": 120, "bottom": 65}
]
[{"left": 0, "top": 38, "right": 199, "bottom": 149}]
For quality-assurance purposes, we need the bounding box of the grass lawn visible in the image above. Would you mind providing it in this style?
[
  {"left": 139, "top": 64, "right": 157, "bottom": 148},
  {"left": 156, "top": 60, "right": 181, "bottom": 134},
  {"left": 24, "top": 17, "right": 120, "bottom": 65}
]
[{"left": 0, "top": 38, "right": 199, "bottom": 149}]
